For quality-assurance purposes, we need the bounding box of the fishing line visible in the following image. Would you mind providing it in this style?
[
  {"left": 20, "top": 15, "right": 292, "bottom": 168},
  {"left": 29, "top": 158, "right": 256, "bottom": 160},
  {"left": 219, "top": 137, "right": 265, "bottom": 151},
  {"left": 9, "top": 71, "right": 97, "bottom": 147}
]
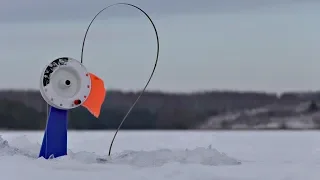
[{"left": 80, "top": 3, "right": 160, "bottom": 156}]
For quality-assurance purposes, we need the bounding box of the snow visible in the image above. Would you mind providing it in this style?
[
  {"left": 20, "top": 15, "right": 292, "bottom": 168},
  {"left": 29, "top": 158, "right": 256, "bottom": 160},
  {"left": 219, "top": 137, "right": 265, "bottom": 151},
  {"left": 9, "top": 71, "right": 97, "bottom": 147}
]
[
  {"left": 0, "top": 130, "right": 319, "bottom": 180},
  {"left": 200, "top": 102, "right": 320, "bottom": 130}
]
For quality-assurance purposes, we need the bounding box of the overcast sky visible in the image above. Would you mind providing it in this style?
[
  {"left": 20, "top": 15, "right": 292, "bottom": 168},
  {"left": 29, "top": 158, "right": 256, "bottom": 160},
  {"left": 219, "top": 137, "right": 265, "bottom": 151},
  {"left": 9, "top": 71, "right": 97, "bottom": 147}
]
[{"left": 1, "top": 0, "right": 320, "bottom": 93}]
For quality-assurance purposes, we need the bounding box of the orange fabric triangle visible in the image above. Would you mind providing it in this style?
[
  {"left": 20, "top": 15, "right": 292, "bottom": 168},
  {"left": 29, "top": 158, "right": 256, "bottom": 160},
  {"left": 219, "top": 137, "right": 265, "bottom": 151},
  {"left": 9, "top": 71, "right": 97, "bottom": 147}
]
[{"left": 82, "top": 73, "right": 106, "bottom": 118}]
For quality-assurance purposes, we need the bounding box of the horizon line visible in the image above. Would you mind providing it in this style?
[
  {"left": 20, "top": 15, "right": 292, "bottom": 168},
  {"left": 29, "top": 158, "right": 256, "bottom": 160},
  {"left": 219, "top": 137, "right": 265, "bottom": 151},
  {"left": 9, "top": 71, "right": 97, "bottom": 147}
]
[{"left": 0, "top": 88, "right": 319, "bottom": 95}]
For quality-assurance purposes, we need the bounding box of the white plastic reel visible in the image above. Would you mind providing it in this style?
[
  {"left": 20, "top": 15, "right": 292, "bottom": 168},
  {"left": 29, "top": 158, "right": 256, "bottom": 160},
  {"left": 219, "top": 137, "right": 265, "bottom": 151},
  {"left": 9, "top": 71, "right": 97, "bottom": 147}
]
[{"left": 40, "top": 57, "right": 91, "bottom": 110}]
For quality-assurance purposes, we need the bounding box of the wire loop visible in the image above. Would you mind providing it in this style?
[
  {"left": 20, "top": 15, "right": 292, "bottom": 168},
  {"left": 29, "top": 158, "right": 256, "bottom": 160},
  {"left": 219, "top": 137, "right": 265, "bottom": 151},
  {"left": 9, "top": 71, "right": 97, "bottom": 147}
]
[{"left": 80, "top": 3, "right": 160, "bottom": 156}]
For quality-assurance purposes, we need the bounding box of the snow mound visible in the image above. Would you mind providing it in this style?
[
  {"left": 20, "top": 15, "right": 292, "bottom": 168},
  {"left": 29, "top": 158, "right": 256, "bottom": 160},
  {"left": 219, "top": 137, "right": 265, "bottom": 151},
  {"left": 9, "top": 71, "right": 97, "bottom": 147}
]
[
  {"left": 98, "top": 145, "right": 241, "bottom": 167},
  {"left": 0, "top": 135, "right": 241, "bottom": 167},
  {"left": 0, "top": 135, "right": 39, "bottom": 158}
]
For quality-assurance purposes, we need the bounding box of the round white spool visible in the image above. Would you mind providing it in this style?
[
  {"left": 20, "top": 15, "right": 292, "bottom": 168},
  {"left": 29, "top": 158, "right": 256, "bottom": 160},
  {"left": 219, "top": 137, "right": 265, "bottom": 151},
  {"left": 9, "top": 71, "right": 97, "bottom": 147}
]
[{"left": 39, "top": 57, "right": 91, "bottom": 110}]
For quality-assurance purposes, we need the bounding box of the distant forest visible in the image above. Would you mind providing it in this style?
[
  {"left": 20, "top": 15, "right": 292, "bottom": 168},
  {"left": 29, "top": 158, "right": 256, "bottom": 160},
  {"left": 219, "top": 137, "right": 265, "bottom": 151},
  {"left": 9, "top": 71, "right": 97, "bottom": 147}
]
[{"left": 0, "top": 89, "right": 319, "bottom": 130}]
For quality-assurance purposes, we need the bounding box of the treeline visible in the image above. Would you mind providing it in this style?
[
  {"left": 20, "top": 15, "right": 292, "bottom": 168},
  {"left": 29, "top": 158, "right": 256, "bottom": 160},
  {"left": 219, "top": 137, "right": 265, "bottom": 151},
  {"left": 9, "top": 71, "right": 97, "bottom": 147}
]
[{"left": 0, "top": 89, "right": 319, "bottom": 130}]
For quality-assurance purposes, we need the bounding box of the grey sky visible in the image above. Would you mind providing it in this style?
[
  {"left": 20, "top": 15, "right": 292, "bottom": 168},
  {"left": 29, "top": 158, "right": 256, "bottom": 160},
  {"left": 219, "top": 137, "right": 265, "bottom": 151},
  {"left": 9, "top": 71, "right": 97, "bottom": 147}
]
[
  {"left": 0, "top": 0, "right": 317, "bottom": 22},
  {"left": 1, "top": 1, "right": 320, "bottom": 93}
]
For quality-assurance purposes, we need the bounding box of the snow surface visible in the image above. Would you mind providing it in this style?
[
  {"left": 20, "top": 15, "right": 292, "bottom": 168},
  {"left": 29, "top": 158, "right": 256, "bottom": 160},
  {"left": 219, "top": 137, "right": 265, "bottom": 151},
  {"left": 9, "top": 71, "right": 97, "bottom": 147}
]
[{"left": 0, "top": 130, "right": 319, "bottom": 180}]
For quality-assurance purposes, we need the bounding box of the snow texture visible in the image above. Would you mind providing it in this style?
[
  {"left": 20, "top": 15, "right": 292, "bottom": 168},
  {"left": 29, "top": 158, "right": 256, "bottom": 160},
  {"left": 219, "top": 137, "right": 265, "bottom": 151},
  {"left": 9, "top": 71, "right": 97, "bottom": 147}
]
[
  {"left": 0, "top": 131, "right": 319, "bottom": 180},
  {"left": 201, "top": 102, "right": 320, "bottom": 129}
]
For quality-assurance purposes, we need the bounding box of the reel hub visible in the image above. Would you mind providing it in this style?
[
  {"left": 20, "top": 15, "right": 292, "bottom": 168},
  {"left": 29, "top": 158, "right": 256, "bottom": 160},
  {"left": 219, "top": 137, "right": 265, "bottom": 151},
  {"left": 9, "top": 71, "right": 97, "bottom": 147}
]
[{"left": 39, "top": 57, "right": 91, "bottom": 110}]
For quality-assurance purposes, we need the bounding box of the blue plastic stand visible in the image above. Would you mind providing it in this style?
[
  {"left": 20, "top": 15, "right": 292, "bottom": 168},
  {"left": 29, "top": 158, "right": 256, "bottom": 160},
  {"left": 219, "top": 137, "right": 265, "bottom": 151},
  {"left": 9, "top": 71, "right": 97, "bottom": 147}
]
[{"left": 39, "top": 105, "right": 68, "bottom": 159}]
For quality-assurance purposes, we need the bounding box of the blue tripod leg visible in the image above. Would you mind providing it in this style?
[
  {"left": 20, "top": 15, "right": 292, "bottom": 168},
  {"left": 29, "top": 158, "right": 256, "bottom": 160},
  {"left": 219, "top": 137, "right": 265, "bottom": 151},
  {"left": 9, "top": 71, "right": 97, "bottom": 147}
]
[{"left": 39, "top": 105, "right": 68, "bottom": 159}]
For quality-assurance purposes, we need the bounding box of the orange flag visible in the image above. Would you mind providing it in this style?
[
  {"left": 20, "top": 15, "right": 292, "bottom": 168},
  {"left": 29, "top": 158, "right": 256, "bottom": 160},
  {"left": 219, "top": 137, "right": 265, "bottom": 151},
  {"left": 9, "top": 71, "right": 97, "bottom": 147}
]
[{"left": 82, "top": 73, "right": 106, "bottom": 118}]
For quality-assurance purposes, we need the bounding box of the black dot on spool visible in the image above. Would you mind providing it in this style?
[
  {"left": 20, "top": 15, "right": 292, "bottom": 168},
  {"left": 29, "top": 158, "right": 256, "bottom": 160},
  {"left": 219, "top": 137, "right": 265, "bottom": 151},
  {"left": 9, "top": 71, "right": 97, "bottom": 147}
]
[{"left": 65, "top": 80, "right": 71, "bottom": 86}]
